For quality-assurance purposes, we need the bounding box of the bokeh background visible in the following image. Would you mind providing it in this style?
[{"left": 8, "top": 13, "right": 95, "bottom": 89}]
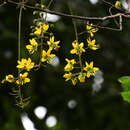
[{"left": 1, "top": 0, "right": 130, "bottom": 130}]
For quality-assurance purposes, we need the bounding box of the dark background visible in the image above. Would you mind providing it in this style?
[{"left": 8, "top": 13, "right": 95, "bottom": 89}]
[{"left": 0, "top": 0, "right": 130, "bottom": 130}]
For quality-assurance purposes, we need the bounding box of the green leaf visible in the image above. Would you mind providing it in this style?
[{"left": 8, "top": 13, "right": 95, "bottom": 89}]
[
  {"left": 121, "top": 91, "right": 130, "bottom": 103},
  {"left": 118, "top": 76, "right": 130, "bottom": 91}
]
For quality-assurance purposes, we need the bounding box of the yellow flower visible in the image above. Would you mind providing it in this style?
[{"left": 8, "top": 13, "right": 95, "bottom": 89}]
[
  {"left": 83, "top": 61, "right": 99, "bottom": 78},
  {"left": 42, "top": 24, "right": 49, "bottom": 31},
  {"left": 5, "top": 74, "right": 15, "bottom": 83},
  {"left": 34, "top": 24, "right": 49, "bottom": 35},
  {"left": 41, "top": 49, "right": 55, "bottom": 63},
  {"left": 47, "top": 36, "right": 60, "bottom": 50},
  {"left": 16, "top": 72, "right": 30, "bottom": 85},
  {"left": 63, "top": 72, "right": 73, "bottom": 81},
  {"left": 26, "top": 38, "right": 38, "bottom": 54},
  {"left": 86, "top": 24, "right": 98, "bottom": 37},
  {"left": 115, "top": 1, "right": 121, "bottom": 9},
  {"left": 78, "top": 73, "right": 86, "bottom": 83},
  {"left": 70, "top": 40, "right": 85, "bottom": 55},
  {"left": 87, "top": 38, "right": 99, "bottom": 50},
  {"left": 34, "top": 27, "right": 41, "bottom": 35},
  {"left": 17, "top": 58, "right": 35, "bottom": 71},
  {"left": 64, "top": 58, "right": 76, "bottom": 72},
  {"left": 63, "top": 72, "right": 77, "bottom": 86}
]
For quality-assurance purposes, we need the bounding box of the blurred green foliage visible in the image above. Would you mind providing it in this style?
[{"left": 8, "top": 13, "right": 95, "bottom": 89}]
[
  {"left": 118, "top": 76, "right": 130, "bottom": 102},
  {"left": 1, "top": 0, "right": 130, "bottom": 130}
]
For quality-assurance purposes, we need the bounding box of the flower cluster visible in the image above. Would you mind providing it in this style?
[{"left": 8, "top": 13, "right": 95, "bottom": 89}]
[
  {"left": 86, "top": 23, "right": 99, "bottom": 50},
  {"left": 2, "top": 4, "right": 60, "bottom": 87},
  {"left": 16, "top": 72, "right": 30, "bottom": 85},
  {"left": 1, "top": 3, "right": 60, "bottom": 108},
  {"left": 63, "top": 23, "right": 99, "bottom": 86},
  {"left": 3, "top": 72, "right": 30, "bottom": 86},
  {"left": 34, "top": 24, "right": 49, "bottom": 35},
  {"left": 2, "top": 57, "right": 34, "bottom": 86},
  {"left": 1, "top": 2, "right": 101, "bottom": 108},
  {"left": 26, "top": 6, "right": 60, "bottom": 65},
  {"left": 40, "top": 36, "right": 60, "bottom": 63},
  {"left": 2, "top": 52, "right": 35, "bottom": 86}
]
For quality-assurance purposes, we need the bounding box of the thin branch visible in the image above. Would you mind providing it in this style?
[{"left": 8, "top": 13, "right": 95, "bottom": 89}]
[
  {"left": 68, "top": 4, "right": 83, "bottom": 72},
  {"left": 109, "top": 6, "right": 119, "bottom": 28},
  {"left": 17, "top": 0, "right": 24, "bottom": 109},
  {"left": 7, "top": 0, "right": 130, "bottom": 22},
  {"left": 102, "top": 0, "right": 114, "bottom": 7},
  {"left": 95, "top": 25, "right": 122, "bottom": 31},
  {"left": 18, "top": 4, "right": 23, "bottom": 73},
  {"left": 119, "top": 15, "right": 123, "bottom": 31},
  {"left": 47, "top": 0, "right": 54, "bottom": 8}
]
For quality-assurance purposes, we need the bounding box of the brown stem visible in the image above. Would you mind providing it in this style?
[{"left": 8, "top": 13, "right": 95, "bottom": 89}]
[{"left": 7, "top": 0, "right": 130, "bottom": 22}]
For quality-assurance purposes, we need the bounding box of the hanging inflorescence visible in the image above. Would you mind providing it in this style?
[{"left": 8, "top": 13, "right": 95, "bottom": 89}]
[
  {"left": 63, "top": 23, "right": 100, "bottom": 85},
  {"left": 1, "top": 1, "right": 101, "bottom": 107},
  {"left": 1, "top": 3, "right": 60, "bottom": 108},
  {"left": 2, "top": 4, "right": 60, "bottom": 84}
]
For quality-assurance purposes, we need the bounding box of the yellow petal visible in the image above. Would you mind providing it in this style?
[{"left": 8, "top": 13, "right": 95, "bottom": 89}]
[
  {"left": 26, "top": 45, "right": 33, "bottom": 50},
  {"left": 71, "top": 59, "right": 76, "bottom": 64},
  {"left": 17, "top": 64, "right": 24, "bottom": 69},
  {"left": 90, "top": 32, "right": 94, "bottom": 37},
  {"left": 16, "top": 80, "right": 20, "bottom": 85},
  {"left": 79, "top": 42, "right": 84, "bottom": 48},
  {"left": 50, "top": 54, "right": 55, "bottom": 58},
  {"left": 47, "top": 41, "right": 51, "bottom": 45},
  {"left": 87, "top": 72, "right": 91, "bottom": 78},
  {"left": 24, "top": 78, "right": 30, "bottom": 83},
  {"left": 22, "top": 72, "right": 28, "bottom": 78},
  {"left": 42, "top": 24, "right": 49, "bottom": 31},
  {"left": 63, "top": 72, "right": 72, "bottom": 81},
  {"left": 64, "top": 64, "right": 73, "bottom": 71},
  {"left": 34, "top": 27, "right": 41, "bottom": 35},
  {"left": 85, "top": 62, "right": 89, "bottom": 67},
  {"left": 41, "top": 58, "right": 46, "bottom": 62},
  {"left": 30, "top": 39, "right": 37, "bottom": 46},
  {"left": 91, "top": 40, "right": 96, "bottom": 45},
  {"left": 91, "top": 46, "right": 98, "bottom": 50},
  {"left": 54, "top": 41, "right": 60, "bottom": 45},
  {"left": 65, "top": 58, "right": 69, "bottom": 62},
  {"left": 93, "top": 67, "right": 99, "bottom": 72},
  {"left": 42, "top": 50, "right": 47, "bottom": 56},
  {"left": 89, "top": 61, "right": 93, "bottom": 68},
  {"left": 70, "top": 49, "right": 77, "bottom": 54}
]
